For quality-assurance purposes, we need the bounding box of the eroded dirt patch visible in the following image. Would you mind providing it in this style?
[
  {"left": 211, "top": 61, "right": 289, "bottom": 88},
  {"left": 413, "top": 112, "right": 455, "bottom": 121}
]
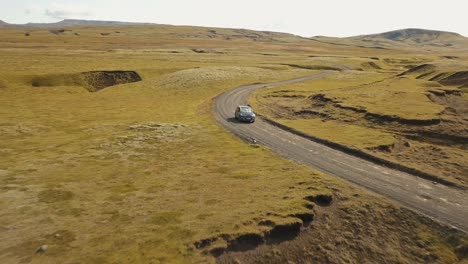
[
  {"left": 361, "top": 61, "right": 382, "bottom": 70},
  {"left": 194, "top": 193, "right": 332, "bottom": 257},
  {"left": 310, "top": 93, "right": 442, "bottom": 126},
  {"left": 30, "top": 71, "right": 142, "bottom": 92},
  {"left": 399, "top": 64, "right": 436, "bottom": 77},
  {"left": 49, "top": 29, "right": 72, "bottom": 35},
  {"left": 217, "top": 202, "right": 468, "bottom": 264},
  {"left": 252, "top": 75, "right": 467, "bottom": 187},
  {"left": 433, "top": 71, "right": 468, "bottom": 87},
  {"left": 81, "top": 71, "right": 142, "bottom": 92},
  {"left": 305, "top": 194, "right": 333, "bottom": 206}
]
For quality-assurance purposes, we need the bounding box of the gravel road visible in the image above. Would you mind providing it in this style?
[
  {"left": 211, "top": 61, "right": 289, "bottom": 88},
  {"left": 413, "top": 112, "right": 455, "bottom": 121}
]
[{"left": 213, "top": 72, "right": 468, "bottom": 232}]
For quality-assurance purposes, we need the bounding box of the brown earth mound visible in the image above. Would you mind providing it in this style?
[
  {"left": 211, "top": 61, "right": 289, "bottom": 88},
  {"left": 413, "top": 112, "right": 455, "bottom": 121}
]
[
  {"left": 81, "top": 71, "right": 142, "bottom": 92},
  {"left": 362, "top": 61, "right": 382, "bottom": 70},
  {"left": 398, "top": 64, "right": 436, "bottom": 76},
  {"left": 194, "top": 193, "right": 331, "bottom": 257},
  {"left": 309, "top": 93, "right": 441, "bottom": 126},
  {"left": 433, "top": 71, "right": 468, "bottom": 87},
  {"left": 282, "top": 64, "right": 342, "bottom": 71},
  {"left": 31, "top": 71, "right": 142, "bottom": 92},
  {"left": 217, "top": 205, "right": 467, "bottom": 264},
  {"left": 49, "top": 29, "right": 72, "bottom": 35}
]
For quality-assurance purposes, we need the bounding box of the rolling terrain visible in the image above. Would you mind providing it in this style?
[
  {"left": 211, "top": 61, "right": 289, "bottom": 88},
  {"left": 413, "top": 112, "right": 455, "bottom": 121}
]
[
  {"left": 311, "top": 28, "right": 468, "bottom": 51},
  {"left": 0, "top": 20, "right": 467, "bottom": 263}
]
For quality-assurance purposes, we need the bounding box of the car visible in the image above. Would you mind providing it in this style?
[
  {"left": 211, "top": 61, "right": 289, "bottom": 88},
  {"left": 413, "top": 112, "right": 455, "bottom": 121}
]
[{"left": 235, "top": 105, "right": 256, "bottom": 123}]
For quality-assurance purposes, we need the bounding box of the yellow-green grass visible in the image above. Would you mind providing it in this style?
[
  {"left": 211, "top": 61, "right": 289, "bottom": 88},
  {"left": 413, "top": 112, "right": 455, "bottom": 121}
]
[
  {"left": 1, "top": 65, "right": 461, "bottom": 262},
  {"left": 328, "top": 77, "right": 444, "bottom": 120},
  {"left": 0, "top": 47, "right": 335, "bottom": 263},
  {"left": 0, "top": 26, "right": 466, "bottom": 263},
  {"left": 250, "top": 68, "right": 468, "bottom": 188},
  {"left": 257, "top": 71, "right": 445, "bottom": 121},
  {"left": 276, "top": 119, "right": 396, "bottom": 149},
  {"left": 0, "top": 25, "right": 429, "bottom": 58}
]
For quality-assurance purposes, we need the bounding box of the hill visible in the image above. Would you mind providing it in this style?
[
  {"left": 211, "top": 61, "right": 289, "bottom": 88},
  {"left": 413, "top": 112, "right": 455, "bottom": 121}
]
[
  {"left": 0, "top": 19, "right": 312, "bottom": 47},
  {"left": 0, "top": 20, "right": 467, "bottom": 264},
  {"left": 2, "top": 19, "right": 156, "bottom": 28},
  {"left": 2, "top": 19, "right": 466, "bottom": 50},
  {"left": 310, "top": 28, "right": 468, "bottom": 51},
  {"left": 353, "top": 28, "right": 467, "bottom": 44}
]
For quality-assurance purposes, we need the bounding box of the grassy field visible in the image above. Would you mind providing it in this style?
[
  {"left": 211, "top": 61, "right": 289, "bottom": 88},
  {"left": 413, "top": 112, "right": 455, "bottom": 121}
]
[
  {"left": 251, "top": 57, "right": 468, "bottom": 188},
  {"left": 0, "top": 25, "right": 467, "bottom": 263}
]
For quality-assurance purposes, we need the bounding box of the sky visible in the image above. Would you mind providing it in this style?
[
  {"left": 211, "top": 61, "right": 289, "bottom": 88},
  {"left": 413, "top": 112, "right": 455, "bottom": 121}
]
[{"left": 0, "top": 0, "right": 467, "bottom": 37}]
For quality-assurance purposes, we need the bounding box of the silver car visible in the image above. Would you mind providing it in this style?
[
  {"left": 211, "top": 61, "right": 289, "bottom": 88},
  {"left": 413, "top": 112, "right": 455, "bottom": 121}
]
[{"left": 235, "top": 105, "right": 256, "bottom": 123}]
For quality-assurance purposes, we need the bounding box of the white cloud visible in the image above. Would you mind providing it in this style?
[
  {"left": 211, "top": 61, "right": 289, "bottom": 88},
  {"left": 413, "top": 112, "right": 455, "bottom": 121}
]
[
  {"left": 44, "top": 9, "right": 90, "bottom": 20},
  {"left": 21, "top": 2, "right": 93, "bottom": 22},
  {"left": 43, "top": 2, "right": 92, "bottom": 20}
]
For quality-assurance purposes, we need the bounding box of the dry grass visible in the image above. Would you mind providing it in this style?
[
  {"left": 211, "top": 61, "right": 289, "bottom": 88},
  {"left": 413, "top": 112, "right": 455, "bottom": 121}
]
[
  {"left": 0, "top": 46, "right": 334, "bottom": 263},
  {"left": 326, "top": 76, "right": 445, "bottom": 121},
  {"left": 0, "top": 25, "right": 466, "bottom": 263},
  {"left": 251, "top": 59, "right": 468, "bottom": 188},
  {"left": 277, "top": 119, "right": 396, "bottom": 149}
]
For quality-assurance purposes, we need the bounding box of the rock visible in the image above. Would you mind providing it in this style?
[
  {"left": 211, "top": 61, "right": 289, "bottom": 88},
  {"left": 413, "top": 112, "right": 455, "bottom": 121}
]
[
  {"left": 404, "top": 141, "right": 411, "bottom": 147},
  {"left": 36, "top": 245, "right": 48, "bottom": 254}
]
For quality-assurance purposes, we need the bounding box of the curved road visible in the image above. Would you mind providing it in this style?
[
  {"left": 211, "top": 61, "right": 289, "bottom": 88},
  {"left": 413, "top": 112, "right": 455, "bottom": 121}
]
[{"left": 214, "top": 72, "right": 468, "bottom": 232}]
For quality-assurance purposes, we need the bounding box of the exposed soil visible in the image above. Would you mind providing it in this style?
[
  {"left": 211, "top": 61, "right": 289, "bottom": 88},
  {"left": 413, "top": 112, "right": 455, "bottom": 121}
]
[
  {"left": 416, "top": 71, "right": 436, "bottom": 79},
  {"left": 317, "top": 92, "right": 467, "bottom": 186},
  {"left": 441, "top": 56, "right": 460, "bottom": 60},
  {"left": 310, "top": 93, "right": 442, "bottom": 126},
  {"left": 81, "top": 71, "right": 142, "bottom": 92},
  {"left": 436, "top": 71, "right": 468, "bottom": 87},
  {"left": 399, "top": 64, "right": 436, "bottom": 76},
  {"left": 304, "top": 194, "right": 333, "bottom": 206},
  {"left": 256, "top": 86, "right": 468, "bottom": 187},
  {"left": 361, "top": 61, "right": 382, "bottom": 70},
  {"left": 191, "top": 48, "right": 222, "bottom": 54},
  {"left": 217, "top": 201, "right": 467, "bottom": 264},
  {"left": 30, "top": 71, "right": 142, "bottom": 92},
  {"left": 194, "top": 193, "right": 331, "bottom": 257},
  {"left": 282, "top": 64, "right": 342, "bottom": 71},
  {"left": 49, "top": 29, "right": 72, "bottom": 35}
]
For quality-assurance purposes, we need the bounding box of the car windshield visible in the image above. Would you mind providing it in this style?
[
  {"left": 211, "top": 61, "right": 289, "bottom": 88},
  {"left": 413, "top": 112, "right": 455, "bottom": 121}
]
[{"left": 240, "top": 107, "right": 252, "bottom": 113}]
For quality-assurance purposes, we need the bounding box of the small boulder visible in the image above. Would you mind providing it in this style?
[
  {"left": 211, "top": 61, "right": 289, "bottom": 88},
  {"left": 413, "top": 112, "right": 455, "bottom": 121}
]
[{"left": 36, "top": 244, "right": 48, "bottom": 254}]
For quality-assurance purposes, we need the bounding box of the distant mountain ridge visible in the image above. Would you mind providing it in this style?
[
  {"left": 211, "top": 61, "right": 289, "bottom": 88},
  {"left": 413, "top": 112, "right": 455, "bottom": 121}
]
[
  {"left": 0, "top": 19, "right": 157, "bottom": 28},
  {"left": 0, "top": 19, "right": 466, "bottom": 45},
  {"left": 351, "top": 28, "right": 466, "bottom": 43}
]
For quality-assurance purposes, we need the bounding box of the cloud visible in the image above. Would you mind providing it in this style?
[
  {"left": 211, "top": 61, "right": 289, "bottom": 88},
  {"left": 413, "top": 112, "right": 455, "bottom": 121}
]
[{"left": 44, "top": 9, "right": 90, "bottom": 20}]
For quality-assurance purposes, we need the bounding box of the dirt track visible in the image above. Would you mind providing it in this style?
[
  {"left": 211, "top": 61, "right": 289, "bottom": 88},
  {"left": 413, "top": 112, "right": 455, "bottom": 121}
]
[{"left": 213, "top": 72, "right": 468, "bottom": 232}]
